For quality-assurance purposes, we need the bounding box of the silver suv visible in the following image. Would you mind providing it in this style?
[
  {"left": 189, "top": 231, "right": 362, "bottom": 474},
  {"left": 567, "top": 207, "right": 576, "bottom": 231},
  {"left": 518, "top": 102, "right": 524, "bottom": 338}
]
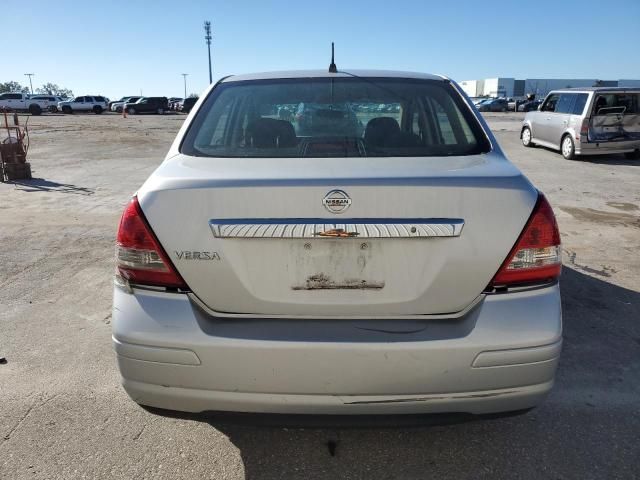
[{"left": 521, "top": 88, "right": 640, "bottom": 160}]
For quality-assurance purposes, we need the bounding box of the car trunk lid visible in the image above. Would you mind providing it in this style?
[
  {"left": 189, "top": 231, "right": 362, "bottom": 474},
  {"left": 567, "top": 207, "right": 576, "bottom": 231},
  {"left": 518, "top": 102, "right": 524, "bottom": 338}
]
[{"left": 138, "top": 152, "right": 537, "bottom": 317}]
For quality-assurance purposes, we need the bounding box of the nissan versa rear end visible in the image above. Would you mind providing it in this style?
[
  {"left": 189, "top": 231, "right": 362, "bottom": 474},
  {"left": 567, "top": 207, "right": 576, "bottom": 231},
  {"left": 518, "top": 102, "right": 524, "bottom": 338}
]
[{"left": 113, "top": 70, "right": 562, "bottom": 416}]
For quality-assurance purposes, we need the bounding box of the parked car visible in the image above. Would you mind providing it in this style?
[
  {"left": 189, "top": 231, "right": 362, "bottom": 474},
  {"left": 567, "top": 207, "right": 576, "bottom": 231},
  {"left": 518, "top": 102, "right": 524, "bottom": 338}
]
[
  {"left": 111, "top": 96, "right": 141, "bottom": 113},
  {"left": 507, "top": 98, "right": 522, "bottom": 111},
  {"left": 470, "top": 96, "right": 489, "bottom": 106},
  {"left": 124, "top": 97, "right": 169, "bottom": 115},
  {"left": 294, "top": 102, "right": 362, "bottom": 136},
  {"left": 58, "top": 96, "right": 109, "bottom": 114},
  {"left": 113, "top": 69, "right": 563, "bottom": 417},
  {"left": 522, "top": 87, "right": 640, "bottom": 160},
  {"left": 518, "top": 100, "right": 542, "bottom": 112},
  {"left": 476, "top": 98, "right": 509, "bottom": 112},
  {"left": 109, "top": 96, "right": 138, "bottom": 111},
  {"left": 168, "top": 97, "right": 183, "bottom": 111},
  {"left": 0, "top": 92, "right": 52, "bottom": 115},
  {"left": 179, "top": 97, "right": 198, "bottom": 113},
  {"left": 29, "top": 95, "right": 65, "bottom": 113}
]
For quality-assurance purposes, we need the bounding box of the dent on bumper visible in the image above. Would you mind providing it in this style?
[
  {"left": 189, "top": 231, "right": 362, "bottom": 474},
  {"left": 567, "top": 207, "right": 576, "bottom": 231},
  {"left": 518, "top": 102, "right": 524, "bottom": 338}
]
[{"left": 112, "top": 284, "right": 562, "bottom": 414}]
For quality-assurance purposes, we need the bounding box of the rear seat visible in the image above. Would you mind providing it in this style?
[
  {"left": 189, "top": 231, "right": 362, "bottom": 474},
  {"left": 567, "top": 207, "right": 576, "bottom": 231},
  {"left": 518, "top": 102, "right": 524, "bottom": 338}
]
[{"left": 245, "top": 118, "right": 298, "bottom": 148}]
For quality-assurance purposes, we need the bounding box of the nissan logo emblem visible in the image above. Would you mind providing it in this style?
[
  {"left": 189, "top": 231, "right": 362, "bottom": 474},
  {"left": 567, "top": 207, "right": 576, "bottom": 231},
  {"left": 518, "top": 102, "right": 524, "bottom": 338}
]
[{"left": 322, "top": 189, "right": 352, "bottom": 214}]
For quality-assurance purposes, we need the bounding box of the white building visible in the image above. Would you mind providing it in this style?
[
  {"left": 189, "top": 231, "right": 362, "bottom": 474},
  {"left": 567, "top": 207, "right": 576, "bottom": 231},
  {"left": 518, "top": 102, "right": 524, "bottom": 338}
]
[
  {"left": 459, "top": 77, "right": 638, "bottom": 99},
  {"left": 460, "top": 78, "right": 515, "bottom": 97}
]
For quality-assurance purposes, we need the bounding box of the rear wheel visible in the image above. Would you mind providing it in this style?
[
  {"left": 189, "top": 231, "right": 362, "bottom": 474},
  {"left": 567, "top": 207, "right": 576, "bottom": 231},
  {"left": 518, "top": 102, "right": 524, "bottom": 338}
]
[
  {"left": 115, "top": 106, "right": 123, "bottom": 113},
  {"left": 521, "top": 127, "right": 533, "bottom": 147},
  {"left": 157, "top": 108, "right": 164, "bottom": 115},
  {"left": 28, "top": 104, "right": 42, "bottom": 116},
  {"left": 561, "top": 135, "right": 576, "bottom": 160},
  {"left": 93, "top": 105, "right": 103, "bottom": 114},
  {"left": 624, "top": 150, "right": 640, "bottom": 160},
  {"left": 62, "top": 106, "right": 72, "bottom": 114}
]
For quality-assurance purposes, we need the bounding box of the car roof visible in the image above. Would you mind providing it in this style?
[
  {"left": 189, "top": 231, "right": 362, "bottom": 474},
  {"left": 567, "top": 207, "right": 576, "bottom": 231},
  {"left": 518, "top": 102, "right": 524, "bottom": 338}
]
[
  {"left": 548, "top": 87, "right": 640, "bottom": 93},
  {"left": 222, "top": 69, "right": 447, "bottom": 83}
]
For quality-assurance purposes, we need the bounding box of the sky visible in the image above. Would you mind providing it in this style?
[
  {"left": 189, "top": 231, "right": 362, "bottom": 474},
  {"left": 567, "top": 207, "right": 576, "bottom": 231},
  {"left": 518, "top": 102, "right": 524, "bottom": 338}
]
[{"left": 4, "top": 0, "right": 640, "bottom": 99}]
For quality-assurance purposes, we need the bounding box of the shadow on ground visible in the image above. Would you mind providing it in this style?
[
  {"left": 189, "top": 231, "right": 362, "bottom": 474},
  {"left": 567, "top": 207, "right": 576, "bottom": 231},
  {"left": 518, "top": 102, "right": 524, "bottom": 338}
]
[
  {"left": 9, "top": 178, "right": 94, "bottom": 195},
  {"left": 145, "top": 267, "right": 640, "bottom": 479},
  {"left": 527, "top": 146, "right": 640, "bottom": 166},
  {"left": 579, "top": 154, "right": 640, "bottom": 166}
]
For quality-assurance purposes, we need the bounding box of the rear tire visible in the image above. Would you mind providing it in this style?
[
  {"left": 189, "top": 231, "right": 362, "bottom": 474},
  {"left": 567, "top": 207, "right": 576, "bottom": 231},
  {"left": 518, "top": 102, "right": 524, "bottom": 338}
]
[
  {"left": 62, "top": 106, "right": 72, "bottom": 114},
  {"left": 115, "top": 106, "right": 123, "bottom": 113},
  {"left": 93, "top": 105, "right": 103, "bottom": 114},
  {"left": 521, "top": 127, "right": 533, "bottom": 147},
  {"left": 28, "top": 104, "right": 42, "bottom": 116},
  {"left": 48, "top": 105, "right": 58, "bottom": 113},
  {"left": 157, "top": 108, "right": 164, "bottom": 115},
  {"left": 624, "top": 150, "right": 640, "bottom": 160},
  {"left": 561, "top": 135, "right": 576, "bottom": 160}
]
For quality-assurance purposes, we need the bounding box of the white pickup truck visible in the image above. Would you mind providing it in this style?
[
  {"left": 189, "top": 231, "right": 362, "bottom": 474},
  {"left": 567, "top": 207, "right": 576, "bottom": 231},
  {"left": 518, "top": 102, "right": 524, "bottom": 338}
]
[{"left": 0, "top": 92, "right": 51, "bottom": 115}]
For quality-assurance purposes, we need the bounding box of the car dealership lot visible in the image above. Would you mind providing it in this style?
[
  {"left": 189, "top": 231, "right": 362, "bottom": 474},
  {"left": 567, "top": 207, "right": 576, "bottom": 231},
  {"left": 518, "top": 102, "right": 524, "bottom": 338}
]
[{"left": 1, "top": 113, "right": 638, "bottom": 479}]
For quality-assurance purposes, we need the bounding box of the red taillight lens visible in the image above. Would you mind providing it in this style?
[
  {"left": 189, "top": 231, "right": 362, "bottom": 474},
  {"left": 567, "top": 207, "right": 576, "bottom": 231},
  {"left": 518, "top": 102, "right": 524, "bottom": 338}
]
[
  {"left": 115, "top": 197, "right": 187, "bottom": 289},
  {"left": 490, "top": 193, "right": 561, "bottom": 287},
  {"left": 580, "top": 119, "right": 589, "bottom": 136}
]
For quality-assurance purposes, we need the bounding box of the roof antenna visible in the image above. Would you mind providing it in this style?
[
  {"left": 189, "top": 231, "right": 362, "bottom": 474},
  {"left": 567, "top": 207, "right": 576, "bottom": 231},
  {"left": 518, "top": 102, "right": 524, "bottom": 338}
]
[{"left": 328, "top": 42, "right": 337, "bottom": 73}]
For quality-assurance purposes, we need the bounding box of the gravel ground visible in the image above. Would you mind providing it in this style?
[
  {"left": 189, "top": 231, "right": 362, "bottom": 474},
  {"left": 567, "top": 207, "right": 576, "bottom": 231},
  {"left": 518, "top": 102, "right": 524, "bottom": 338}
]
[{"left": 0, "top": 112, "right": 638, "bottom": 479}]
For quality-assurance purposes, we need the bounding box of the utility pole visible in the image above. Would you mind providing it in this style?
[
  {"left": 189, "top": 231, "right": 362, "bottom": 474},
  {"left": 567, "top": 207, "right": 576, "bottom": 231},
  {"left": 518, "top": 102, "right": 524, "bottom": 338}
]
[
  {"left": 24, "top": 73, "right": 35, "bottom": 94},
  {"left": 204, "top": 21, "right": 212, "bottom": 83},
  {"left": 181, "top": 73, "right": 189, "bottom": 99}
]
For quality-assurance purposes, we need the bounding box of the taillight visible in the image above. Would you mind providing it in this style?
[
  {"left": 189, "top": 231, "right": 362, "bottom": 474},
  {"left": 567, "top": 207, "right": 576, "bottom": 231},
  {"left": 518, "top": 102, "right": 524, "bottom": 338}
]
[
  {"left": 115, "top": 197, "right": 187, "bottom": 289},
  {"left": 580, "top": 119, "right": 589, "bottom": 137},
  {"left": 490, "top": 193, "right": 561, "bottom": 288}
]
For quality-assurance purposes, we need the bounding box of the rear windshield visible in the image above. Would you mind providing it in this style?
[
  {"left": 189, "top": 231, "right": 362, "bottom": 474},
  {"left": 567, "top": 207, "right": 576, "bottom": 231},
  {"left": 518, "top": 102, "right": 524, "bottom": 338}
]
[
  {"left": 181, "top": 77, "right": 490, "bottom": 158},
  {"left": 592, "top": 92, "right": 640, "bottom": 115}
]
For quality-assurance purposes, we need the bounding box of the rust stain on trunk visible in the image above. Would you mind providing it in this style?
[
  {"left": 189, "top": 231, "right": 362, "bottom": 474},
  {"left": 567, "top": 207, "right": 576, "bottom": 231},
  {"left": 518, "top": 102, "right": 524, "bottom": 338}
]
[{"left": 292, "top": 273, "right": 385, "bottom": 291}]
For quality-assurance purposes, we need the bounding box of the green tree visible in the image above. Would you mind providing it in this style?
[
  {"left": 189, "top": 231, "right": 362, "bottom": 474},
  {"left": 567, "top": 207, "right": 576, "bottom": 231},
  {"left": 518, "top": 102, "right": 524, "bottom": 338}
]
[
  {"left": 36, "top": 83, "right": 73, "bottom": 98},
  {"left": 188, "top": 93, "right": 199, "bottom": 98},
  {"left": 0, "top": 81, "right": 30, "bottom": 94}
]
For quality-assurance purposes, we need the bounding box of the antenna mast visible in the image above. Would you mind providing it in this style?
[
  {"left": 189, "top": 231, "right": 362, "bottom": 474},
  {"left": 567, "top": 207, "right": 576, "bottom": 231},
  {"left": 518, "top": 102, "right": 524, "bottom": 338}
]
[{"left": 328, "top": 42, "right": 337, "bottom": 73}]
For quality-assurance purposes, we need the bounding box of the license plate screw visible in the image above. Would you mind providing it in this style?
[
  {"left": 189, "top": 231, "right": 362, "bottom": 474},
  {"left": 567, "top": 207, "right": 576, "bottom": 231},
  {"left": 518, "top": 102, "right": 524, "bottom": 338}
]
[{"left": 410, "top": 226, "right": 417, "bottom": 233}]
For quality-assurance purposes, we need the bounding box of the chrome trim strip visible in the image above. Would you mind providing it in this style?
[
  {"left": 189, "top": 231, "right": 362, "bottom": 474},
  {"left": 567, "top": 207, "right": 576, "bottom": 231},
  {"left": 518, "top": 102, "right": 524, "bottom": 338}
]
[
  {"left": 187, "top": 292, "right": 484, "bottom": 320},
  {"left": 210, "top": 218, "right": 464, "bottom": 239}
]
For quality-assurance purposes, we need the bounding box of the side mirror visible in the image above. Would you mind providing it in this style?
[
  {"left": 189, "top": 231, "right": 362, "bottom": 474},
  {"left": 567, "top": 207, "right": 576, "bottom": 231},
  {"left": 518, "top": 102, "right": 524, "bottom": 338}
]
[{"left": 537, "top": 104, "right": 543, "bottom": 111}]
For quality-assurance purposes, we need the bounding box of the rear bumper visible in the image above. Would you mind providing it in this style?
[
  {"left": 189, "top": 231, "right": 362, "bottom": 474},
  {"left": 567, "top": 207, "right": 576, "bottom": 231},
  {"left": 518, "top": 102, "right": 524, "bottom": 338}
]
[
  {"left": 112, "top": 285, "right": 562, "bottom": 415},
  {"left": 577, "top": 139, "right": 640, "bottom": 155},
  {"left": 120, "top": 378, "right": 554, "bottom": 415}
]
